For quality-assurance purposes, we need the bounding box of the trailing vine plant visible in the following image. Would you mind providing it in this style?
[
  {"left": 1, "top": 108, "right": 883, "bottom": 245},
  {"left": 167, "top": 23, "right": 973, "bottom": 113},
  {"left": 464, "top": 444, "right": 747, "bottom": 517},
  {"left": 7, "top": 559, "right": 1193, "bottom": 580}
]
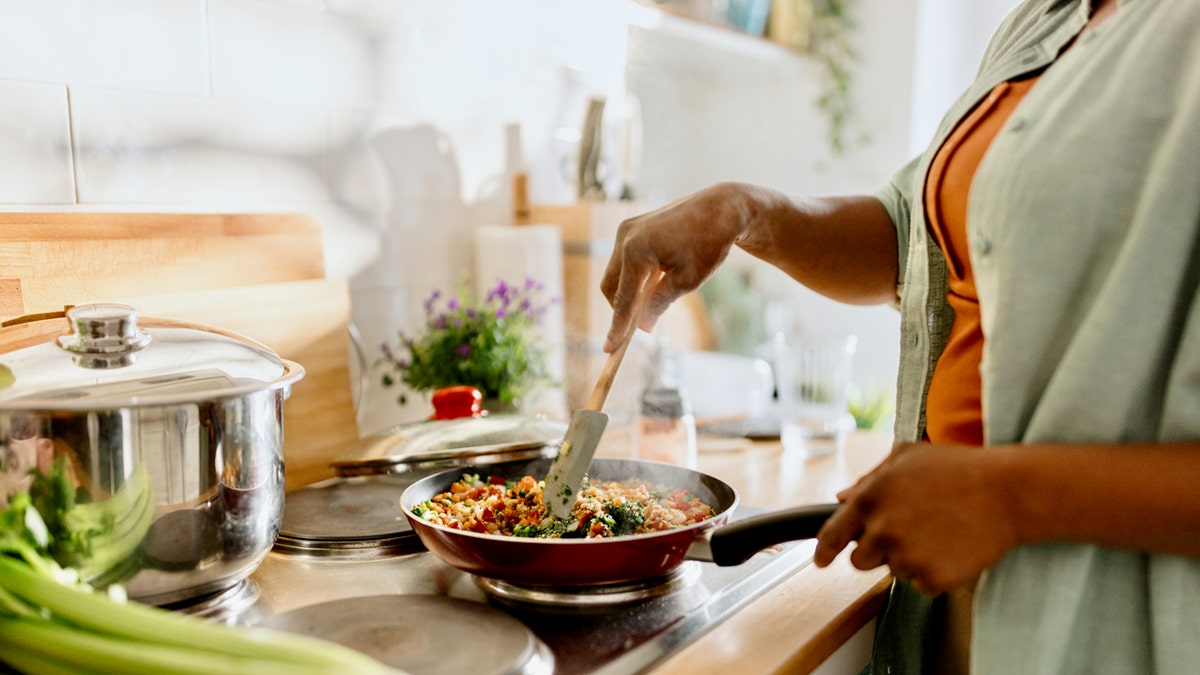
[{"left": 809, "top": 0, "right": 859, "bottom": 154}]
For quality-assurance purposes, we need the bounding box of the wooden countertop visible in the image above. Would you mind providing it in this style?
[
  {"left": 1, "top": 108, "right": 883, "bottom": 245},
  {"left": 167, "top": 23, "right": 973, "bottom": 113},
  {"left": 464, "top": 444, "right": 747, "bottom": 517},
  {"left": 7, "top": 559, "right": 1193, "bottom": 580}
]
[{"left": 651, "top": 430, "right": 894, "bottom": 674}]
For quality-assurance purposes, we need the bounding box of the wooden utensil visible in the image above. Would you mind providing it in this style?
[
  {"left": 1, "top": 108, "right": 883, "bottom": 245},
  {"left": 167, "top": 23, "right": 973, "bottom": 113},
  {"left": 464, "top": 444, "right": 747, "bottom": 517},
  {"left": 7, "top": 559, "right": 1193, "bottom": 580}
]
[{"left": 542, "top": 272, "right": 658, "bottom": 519}]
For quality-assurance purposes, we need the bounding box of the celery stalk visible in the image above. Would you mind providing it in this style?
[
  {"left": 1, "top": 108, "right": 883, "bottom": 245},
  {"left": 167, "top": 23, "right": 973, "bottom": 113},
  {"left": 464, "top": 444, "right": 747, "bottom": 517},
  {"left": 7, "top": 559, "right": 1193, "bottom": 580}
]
[
  {"left": 0, "top": 557, "right": 398, "bottom": 674},
  {"left": 1, "top": 645, "right": 102, "bottom": 675},
  {"left": 0, "top": 617, "right": 330, "bottom": 675}
]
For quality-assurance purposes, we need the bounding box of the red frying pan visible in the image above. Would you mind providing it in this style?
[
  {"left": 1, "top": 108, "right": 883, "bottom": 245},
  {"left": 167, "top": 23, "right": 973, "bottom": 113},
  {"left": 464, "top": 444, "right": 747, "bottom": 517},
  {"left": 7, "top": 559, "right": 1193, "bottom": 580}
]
[{"left": 400, "top": 457, "right": 839, "bottom": 586}]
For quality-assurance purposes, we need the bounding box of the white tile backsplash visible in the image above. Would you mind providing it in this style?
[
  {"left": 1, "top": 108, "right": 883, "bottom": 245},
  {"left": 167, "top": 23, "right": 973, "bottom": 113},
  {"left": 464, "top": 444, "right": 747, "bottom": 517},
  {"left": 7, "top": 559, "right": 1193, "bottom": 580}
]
[
  {"left": 321, "top": 0, "right": 405, "bottom": 22},
  {"left": 0, "top": 81, "right": 74, "bottom": 203},
  {"left": 0, "top": 0, "right": 208, "bottom": 95},
  {"left": 71, "top": 87, "right": 327, "bottom": 204},
  {"left": 208, "top": 0, "right": 380, "bottom": 108}
]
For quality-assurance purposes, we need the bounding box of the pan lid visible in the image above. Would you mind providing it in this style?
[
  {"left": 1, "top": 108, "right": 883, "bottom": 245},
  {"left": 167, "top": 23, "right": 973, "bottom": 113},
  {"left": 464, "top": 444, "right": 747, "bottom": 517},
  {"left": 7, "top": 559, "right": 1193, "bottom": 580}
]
[
  {"left": 0, "top": 303, "right": 303, "bottom": 410},
  {"left": 330, "top": 413, "right": 566, "bottom": 476},
  {"left": 331, "top": 386, "right": 566, "bottom": 476}
]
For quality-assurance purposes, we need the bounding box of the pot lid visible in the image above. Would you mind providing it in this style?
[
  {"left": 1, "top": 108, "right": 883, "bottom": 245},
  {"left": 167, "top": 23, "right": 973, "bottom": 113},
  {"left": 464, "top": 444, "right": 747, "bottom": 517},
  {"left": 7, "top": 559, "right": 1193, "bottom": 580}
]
[
  {"left": 0, "top": 303, "right": 304, "bottom": 410},
  {"left": 330, "top": 413, "right": 567, "bottom": 476}
]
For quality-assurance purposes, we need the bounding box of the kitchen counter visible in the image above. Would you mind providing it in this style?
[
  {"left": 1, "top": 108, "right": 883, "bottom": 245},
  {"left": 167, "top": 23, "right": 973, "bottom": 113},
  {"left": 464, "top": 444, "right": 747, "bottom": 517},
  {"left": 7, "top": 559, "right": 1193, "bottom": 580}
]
[{"left": 650, "top": 430, "right": 894, "bottom": 675}]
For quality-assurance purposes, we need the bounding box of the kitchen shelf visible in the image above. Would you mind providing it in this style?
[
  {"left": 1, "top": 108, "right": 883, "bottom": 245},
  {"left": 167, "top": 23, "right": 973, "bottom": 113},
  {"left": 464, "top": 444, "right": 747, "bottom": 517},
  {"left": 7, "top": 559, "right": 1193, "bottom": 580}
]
[{"left": 632, "top": 0, "right": 811, "bottom": 64}]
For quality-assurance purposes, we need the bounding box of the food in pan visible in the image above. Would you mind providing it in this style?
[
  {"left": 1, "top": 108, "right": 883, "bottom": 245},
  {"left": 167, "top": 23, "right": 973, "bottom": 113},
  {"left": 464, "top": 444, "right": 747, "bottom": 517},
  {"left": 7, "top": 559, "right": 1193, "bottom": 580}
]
[{"left": 411, "top": 473, "right": 716, "bottom": 538}]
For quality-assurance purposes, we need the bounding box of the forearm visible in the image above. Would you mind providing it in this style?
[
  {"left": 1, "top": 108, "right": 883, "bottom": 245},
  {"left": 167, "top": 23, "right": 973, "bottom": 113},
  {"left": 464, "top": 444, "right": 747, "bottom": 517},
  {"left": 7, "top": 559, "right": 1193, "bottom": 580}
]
[
  {"left": 600, "top": 182, "right": 900, "bottom": 351},
  {"left": 998, "top": 441, "right": 1200, "bottom": 558},
  {"left": 733, "top": 185, "right": 900, "bottom": 305}
]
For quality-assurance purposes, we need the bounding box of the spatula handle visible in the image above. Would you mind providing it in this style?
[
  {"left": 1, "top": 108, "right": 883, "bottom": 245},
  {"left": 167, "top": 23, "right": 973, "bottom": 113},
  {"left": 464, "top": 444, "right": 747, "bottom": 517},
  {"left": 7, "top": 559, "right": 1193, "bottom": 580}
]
[{"left": 584, "top": 272, "right": 658, "bottom": 412}]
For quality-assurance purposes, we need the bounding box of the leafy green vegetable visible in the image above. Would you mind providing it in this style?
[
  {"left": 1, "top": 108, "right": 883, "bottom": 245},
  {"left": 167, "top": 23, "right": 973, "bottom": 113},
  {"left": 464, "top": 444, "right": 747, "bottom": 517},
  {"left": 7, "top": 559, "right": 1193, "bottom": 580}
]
[
  {"left": 606, "top": 500, "right": 646, "bottom": 536},
  {"left": 25, "top": 458, "right": 153, "bottom": 583}
]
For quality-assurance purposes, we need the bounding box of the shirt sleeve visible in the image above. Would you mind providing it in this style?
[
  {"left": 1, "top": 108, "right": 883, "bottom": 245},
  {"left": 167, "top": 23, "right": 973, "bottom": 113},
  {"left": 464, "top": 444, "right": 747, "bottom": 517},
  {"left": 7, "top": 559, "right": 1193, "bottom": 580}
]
[{"left": 874, "top": 155, "right": 920, "bottom": 296}]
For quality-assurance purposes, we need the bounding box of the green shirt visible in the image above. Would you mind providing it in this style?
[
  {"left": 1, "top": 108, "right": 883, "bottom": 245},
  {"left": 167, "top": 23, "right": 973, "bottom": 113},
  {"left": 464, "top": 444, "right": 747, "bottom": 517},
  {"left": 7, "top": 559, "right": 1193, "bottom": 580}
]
[{"left": 873, "top": 0, "right": 1200, "bottom": 671}]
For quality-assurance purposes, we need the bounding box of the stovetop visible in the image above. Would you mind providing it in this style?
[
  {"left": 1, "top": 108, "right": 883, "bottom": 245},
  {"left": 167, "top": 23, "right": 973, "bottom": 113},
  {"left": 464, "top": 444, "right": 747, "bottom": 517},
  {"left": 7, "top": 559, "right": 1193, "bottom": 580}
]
[{"left": 214, "top": 510, "right": 815, "bottom": 675}]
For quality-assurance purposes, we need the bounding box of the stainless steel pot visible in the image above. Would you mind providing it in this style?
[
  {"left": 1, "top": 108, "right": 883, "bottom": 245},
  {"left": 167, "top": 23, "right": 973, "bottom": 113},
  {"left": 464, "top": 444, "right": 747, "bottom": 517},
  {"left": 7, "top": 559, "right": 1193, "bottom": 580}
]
[{"left": 0, "top": 303, "right": 304, "bottom": 605}]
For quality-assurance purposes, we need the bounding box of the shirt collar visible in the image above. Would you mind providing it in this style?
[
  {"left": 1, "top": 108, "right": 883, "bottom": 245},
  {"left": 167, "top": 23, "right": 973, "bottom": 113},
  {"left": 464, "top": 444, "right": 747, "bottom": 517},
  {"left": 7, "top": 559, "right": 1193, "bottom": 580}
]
[{"left": 1047, "top": 0, "right": 1135, "bottom": 14}]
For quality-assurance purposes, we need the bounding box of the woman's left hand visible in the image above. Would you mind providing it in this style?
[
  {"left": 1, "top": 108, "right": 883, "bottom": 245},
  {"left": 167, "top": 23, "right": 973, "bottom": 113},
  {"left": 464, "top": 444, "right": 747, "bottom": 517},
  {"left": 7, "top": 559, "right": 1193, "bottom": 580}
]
[{"left": 813, "top": 442, "right": 1023, "bottom": 595}]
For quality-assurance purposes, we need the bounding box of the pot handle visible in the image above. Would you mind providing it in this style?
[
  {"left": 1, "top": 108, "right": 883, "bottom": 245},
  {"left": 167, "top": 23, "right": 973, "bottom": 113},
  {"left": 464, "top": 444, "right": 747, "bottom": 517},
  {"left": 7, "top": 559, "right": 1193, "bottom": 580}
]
[
  {"left": 707, "top": 502, "right": 840, "bottom": 567},
  {"left": 1, "top": 307, "right": 72, "bottom": 328}
]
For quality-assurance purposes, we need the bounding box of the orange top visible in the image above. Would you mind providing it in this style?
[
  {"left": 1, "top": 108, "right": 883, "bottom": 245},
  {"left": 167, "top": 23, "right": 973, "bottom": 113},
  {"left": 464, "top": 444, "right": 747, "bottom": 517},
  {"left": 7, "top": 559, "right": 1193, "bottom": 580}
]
[{"left": 922, "top": 75, "right": 1041, "bottom": 446}]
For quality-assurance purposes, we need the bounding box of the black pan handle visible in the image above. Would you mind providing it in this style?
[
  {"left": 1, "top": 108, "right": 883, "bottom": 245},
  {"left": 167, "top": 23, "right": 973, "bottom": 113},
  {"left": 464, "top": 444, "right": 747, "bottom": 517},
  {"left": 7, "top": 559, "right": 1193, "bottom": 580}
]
[{"left": 706, "top": 502, "right": 841, "bottom": 567}]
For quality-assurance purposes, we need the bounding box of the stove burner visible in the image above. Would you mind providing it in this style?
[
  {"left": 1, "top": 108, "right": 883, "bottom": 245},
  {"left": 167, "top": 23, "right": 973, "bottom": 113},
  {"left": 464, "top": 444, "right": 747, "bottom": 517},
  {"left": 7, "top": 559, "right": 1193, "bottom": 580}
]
[
  {"left": 162, "top": 579, "right": 260, "bottom": 622},
  {"left": 475, "top": 562, "right": 703, "bottom": 608},
  {"left": 275, "top": 477, "right": 422, "bottom": 559},
  {"left": 253, "top": 594, "right": 553, "bottom": 675}
]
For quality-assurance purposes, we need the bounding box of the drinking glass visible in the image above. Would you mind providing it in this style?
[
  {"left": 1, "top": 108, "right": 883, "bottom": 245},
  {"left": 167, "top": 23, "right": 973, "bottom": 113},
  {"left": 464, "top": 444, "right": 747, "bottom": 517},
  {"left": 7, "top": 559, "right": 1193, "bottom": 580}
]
[{"left": 777, "top": 334, "right": 857, "bottom": 457}]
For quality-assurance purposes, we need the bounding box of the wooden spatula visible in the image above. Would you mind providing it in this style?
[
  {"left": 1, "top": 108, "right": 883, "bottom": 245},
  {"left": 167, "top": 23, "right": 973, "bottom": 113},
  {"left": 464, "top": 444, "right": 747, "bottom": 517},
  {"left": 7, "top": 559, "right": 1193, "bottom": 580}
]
[{"left": 542, "top": 272, "right": 658, "bottom": 520}]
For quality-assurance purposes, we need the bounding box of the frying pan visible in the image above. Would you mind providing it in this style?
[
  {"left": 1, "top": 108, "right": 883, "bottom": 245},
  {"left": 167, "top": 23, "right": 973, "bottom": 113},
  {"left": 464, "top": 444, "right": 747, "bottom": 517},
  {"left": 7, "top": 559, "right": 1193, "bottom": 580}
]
[{"left": 400, "top": 457, "right": 839, "bottom": 586}]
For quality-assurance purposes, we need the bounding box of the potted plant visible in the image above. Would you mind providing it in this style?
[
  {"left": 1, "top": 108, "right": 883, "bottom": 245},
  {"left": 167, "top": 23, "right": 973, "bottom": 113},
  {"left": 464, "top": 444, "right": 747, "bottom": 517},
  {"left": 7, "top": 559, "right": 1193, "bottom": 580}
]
[{"left": 379, "top": 277, "right": 556, "bottom": 413}]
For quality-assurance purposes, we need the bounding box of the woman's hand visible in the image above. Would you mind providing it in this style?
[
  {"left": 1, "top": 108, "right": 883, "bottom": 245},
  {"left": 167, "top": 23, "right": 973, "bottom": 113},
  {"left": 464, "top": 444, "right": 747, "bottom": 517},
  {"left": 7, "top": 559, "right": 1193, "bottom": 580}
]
[
  {"left": 816, "top": 439, "right": 1200, "bottom": 595},
  {"left": 814, "top": 442, "right": 1024, "bottom": 595},
  {"left": 600, "top": 183, "right": 753, "bottom": 353},
  {"left": 599, "top": 184, "right": 900, "bottom": 353}
]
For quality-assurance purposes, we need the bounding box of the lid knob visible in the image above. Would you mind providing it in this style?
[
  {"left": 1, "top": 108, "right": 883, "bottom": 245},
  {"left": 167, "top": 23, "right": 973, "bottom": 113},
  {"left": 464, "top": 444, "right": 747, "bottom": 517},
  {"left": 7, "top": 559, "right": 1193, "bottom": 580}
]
[
  {"left": 57, "top": 303, "right": 153, "bottom": 369},
  {"left": 429, "top": 385, "right": 485, "bottom": 420}
]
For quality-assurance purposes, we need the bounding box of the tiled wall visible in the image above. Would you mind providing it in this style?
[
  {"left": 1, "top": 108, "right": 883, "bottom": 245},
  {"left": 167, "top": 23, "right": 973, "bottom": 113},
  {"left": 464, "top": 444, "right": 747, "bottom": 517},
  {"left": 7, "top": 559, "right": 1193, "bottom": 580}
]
[{"left": 0, "top": 0, "right": 916, "bottom": 434}]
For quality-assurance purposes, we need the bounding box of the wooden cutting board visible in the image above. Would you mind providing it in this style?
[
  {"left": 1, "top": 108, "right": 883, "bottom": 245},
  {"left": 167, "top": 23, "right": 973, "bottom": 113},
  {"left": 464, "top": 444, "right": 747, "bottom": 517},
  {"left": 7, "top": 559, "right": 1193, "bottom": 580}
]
[{"left": 0, "top": 212, "right": 358, "bottom": 489}]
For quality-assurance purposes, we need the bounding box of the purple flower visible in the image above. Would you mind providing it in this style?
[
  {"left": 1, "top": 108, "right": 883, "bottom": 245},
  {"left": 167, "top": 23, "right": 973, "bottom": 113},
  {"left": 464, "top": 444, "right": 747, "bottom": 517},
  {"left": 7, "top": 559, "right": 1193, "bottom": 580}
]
[
  {"left": 456, "top": 343, "right": 471, "bottom": 358},
  {"left": 423, "top": 289, "right": 441, "bottom": 314},
  {"left": 487, "top": 279, "right": 509, "bottom": 302},
  {"left": 447, "top": 298, "right": 459, "bottom": 310}
]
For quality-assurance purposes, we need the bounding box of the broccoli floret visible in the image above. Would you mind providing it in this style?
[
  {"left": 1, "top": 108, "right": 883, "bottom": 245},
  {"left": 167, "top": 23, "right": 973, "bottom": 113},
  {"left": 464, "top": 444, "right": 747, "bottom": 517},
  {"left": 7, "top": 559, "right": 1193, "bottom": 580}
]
[
  {"left": 540, "top": 519, "right": 571, "bottom": 538},
  {"left": 512, "top": 518, "right": 571, "bottom": 538},
  {"left": 593, "top": 512, "right": 616, "bottom": 533},
  {"left": 606, "top": 500, "right": 645, "bottom": 536}
]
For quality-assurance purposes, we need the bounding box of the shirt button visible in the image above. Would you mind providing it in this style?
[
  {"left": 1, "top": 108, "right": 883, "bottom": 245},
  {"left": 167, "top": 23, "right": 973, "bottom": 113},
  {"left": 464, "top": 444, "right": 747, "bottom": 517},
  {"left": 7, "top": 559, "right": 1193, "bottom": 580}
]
[
  {"left": 976, "top": 238, "right": 993, "bottom": 255},
  {"left": 1009, "top": 118, "right": 1027, "bottom": 132}
]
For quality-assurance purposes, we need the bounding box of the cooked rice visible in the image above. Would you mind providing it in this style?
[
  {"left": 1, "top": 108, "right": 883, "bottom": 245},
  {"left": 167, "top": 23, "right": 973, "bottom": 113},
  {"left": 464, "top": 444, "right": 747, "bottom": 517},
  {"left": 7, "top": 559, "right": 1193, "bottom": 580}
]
[{"left": 411, "top": 473, "right": 716, "bottom": 538}]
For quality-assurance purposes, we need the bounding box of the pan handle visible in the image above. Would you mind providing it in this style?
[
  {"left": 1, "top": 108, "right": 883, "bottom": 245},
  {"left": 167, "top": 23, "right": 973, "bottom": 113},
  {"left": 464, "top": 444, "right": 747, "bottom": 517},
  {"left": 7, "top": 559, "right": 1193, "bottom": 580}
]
[{"left": 705, "top": 502, "right": 840, "bottom": 567}]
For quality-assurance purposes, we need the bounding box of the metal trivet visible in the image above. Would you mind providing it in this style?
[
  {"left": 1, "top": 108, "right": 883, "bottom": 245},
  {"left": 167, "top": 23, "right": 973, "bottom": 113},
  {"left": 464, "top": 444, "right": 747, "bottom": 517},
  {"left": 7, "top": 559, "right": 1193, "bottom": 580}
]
[
  {"left": 475, "top": 561, "right": 704, "bottom": 608},
  {"left": 274, "top": 476, "right": 422, "bottom": 560},
  {"left": 162, "top": 578, "right": 261, "bottom": 623},
  {"left": 253, "top": 594, "right": 554, "bottom": 675}
]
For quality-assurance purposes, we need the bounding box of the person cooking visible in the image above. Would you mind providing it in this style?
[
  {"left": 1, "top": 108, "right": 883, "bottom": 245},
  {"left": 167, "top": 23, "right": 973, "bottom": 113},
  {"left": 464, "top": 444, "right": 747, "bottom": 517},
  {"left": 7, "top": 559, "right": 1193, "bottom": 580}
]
[{"left": 598, "top": 0, "right": 1200, "bottom": 672}]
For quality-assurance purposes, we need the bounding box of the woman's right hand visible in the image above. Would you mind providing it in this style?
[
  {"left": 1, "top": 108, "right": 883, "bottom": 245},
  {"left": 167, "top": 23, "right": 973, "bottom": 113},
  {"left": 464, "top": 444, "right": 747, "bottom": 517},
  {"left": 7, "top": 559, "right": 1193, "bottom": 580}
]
[
  {"left": 599, "top": 183, "right": 899, "bottom": 353},
  {"left": 599, "top": 182, "right": 755, "bottom": 353}
]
